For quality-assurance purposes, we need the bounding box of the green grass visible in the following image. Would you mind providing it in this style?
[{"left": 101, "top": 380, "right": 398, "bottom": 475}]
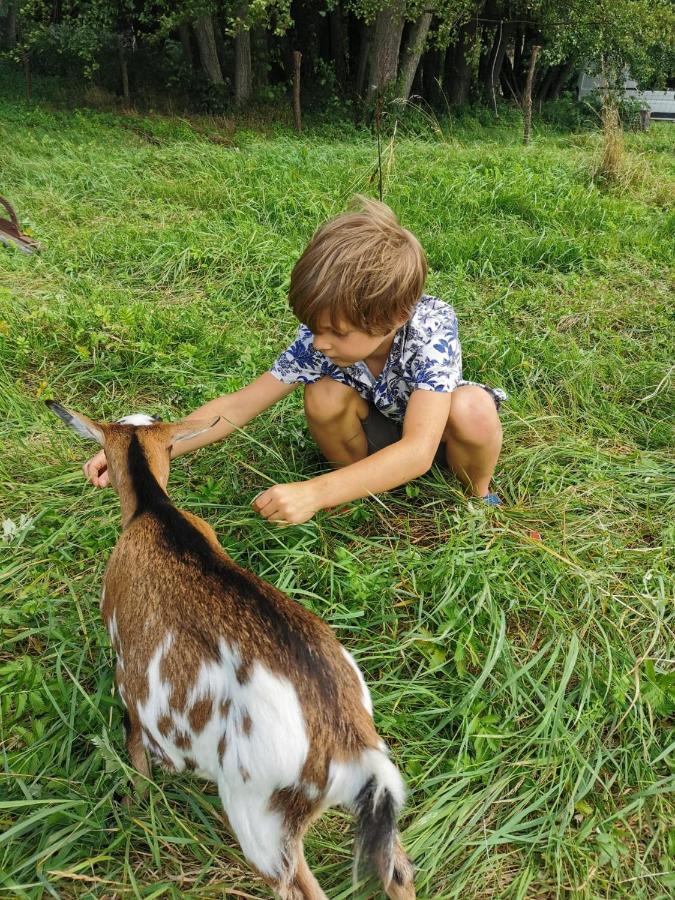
[{"left": 1, "top": 85, "right": 674, "bottom": 899}]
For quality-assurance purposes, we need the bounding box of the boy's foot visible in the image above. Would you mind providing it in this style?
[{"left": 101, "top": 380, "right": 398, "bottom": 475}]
[{"left": 481, "top": 493, "right": 502, "bottom": 506}]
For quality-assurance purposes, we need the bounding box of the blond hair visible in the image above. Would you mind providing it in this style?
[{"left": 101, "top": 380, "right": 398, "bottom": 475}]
[{"left": 288, "top": 196, "right": 427, "bottom": 335}]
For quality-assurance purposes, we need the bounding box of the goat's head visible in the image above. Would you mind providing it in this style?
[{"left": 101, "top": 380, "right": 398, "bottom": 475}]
[{"left": 46, "top": 402, "right": 219, "bottom": 493}]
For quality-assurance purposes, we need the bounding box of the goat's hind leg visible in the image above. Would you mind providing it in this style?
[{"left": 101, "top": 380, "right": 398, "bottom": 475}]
[
  {"left": 275, "top": 840, "right": 327, "bottom": 900},
  {"left": 222, "top": 786, "right": 326, "bottom": 900},
  {"left": 122, "top": 704, "right": 151, "bottom": 800},
  {"left": 272, "top": 859, "right": 327, "bottom": 899}
]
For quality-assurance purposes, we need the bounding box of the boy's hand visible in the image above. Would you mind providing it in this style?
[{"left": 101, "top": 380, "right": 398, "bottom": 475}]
[
  {"left": 83, "top": 450, "right": 110, "bottom": 488},
  {"left": 252, "top": 482, "right": 319, "bottom": 525}
]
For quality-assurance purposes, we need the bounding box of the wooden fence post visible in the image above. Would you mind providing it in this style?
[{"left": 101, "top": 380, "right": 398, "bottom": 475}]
[
  {"left": 293, "top": 50, "right": 302, "bottom": 133},
  {"left": 523, "top": 44, "right": 541, "bottom": 145}
]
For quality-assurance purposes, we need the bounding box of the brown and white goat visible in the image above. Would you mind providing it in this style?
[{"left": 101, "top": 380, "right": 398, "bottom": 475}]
[{"left": 47, "top": 402, "right": 415, "bottom": 900}]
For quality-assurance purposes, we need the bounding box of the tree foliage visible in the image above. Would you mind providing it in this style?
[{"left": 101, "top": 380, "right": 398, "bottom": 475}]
[{"left": 1, "top": 0, "right": 672, "bottom": 110}]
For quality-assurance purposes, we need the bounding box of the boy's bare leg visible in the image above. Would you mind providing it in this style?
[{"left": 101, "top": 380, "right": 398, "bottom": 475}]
[
  {"left": 304, "top": 378, "right": 370, "bottom": 466},
  {"left": 443, "top": 386, "right": 502, "bottom": 498}
]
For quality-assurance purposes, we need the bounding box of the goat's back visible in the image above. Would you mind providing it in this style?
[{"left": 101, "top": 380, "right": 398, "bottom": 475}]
[{"left": 102, "top": 503, "right": 380, "bottom": 787}]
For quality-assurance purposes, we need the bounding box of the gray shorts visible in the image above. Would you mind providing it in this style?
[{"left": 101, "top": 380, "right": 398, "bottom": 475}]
[
  {"left": 363, "top": 403, "right": 448, "bottom": 466},
  {"left": 362, "top": 387, "right": 503, "bottom": 467}
]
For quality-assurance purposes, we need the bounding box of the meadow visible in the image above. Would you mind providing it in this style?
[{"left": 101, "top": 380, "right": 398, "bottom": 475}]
[{"left": 0, "top": 86, "right": 674, "bottom": 898}]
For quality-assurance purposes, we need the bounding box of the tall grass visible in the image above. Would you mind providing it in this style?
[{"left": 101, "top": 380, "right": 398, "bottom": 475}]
[
  {"left": 596, "top": 97, "right": 625, "bottom": 183},
  {"left": 1, "top": 89, "right": 673, "bottom": 898}
]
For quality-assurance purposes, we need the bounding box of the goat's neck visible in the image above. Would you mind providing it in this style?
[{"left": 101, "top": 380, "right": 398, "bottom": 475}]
[
  {"left": 109, "top": 436, "right": 170, "bottom": 529},
  {"left": 114, "top": 467, "right": 145, "bottom": 529}
]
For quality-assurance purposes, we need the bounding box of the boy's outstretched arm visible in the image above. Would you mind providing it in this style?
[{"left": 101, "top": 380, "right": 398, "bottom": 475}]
[
  {"left": 253, "top": 390, "right": 452, "bottom": 524},
  {"left": 82, "top": 373, "right": 296, "bottom": 487},
  {"left": 171, "top": 373, "right": 296, "bottom": 457}
]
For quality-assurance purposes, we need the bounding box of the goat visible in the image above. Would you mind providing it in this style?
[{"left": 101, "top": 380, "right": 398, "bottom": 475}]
[{"left": 47, "top": 402, "right": 416, "bottom": 900}]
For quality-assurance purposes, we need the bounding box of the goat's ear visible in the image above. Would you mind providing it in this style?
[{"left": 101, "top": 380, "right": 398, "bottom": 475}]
[
  {"left": 170, "top": 416, "right": 221, "bottom": 444},
  {"left": 46, "top": 401, "right": 105, "bottom": 445}
]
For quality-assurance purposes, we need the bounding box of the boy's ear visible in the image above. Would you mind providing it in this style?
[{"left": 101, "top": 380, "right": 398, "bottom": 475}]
[
  {"left": 169, "top": 416, "right": 221, "bottom": 444},
  {"left": 46, "top": 401, "right": 105, "bottom": 445}
]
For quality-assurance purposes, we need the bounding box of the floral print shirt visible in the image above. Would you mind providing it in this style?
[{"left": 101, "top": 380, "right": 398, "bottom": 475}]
[{"left": 269, "top": 294, "right": 506, "bottom": 424}]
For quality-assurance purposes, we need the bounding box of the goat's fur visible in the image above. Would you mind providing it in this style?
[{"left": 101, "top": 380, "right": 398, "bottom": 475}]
[{"left": 48, "top": 402, "right": 415, "bottom": 899}]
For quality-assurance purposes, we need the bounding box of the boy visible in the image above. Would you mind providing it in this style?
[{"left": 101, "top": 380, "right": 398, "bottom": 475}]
[{"left": 84, "top": 197, "right": 505, "bottom": 523}]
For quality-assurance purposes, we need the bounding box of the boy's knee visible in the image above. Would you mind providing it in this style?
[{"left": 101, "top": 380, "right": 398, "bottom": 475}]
[
  {"left": 304, "top": 378, "right": 363, "bottom": 424},
  {"left": 445, "top": 387, "right": 501, "bottom": 446}
]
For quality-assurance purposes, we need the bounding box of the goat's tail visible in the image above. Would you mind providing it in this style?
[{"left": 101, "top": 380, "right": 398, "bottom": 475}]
[{"left": 352, "top": 750, "right": 415, "bottom": 898}]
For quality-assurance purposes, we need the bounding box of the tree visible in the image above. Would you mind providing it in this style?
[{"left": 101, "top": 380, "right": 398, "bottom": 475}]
[
  {"left": 330, "top": 1, "right": 348, "bottom": 86},
  {"left": 233, "top": 2, "right": 252, "bottom": 104},
  {"left": 367, "top": 1, "right": 406, "bottom": 101},
  {"left": 2, "top": 0, "right": 671, "bottom": 115},
  {"left": 397, "top": 10, "right": 432, "bottom": 100},
  {"left": 444, "top": 17, "right": 480, "bottom": 104},
  {"left": 192, "top": 9, "right": 225, "bottom": 84},
  {"left": 2, "top": 0, "right": 139, "bottom": 99},
  {"left": 536, "top": 0, "right": 675, "bottom": 89}
]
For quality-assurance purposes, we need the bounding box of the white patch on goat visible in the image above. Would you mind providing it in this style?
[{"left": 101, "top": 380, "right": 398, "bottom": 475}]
[
  {"left": 324, "top": 746, "right": 405, "bottom": 812},
  {"left": 341, "top": 647, "right": 373, "bottom": 715},
  {"left": 156, "top": 639, "right": 310, "bottom": 789},
  {"left": 217, "top": 648, "right": 310, "bottom": 876},
  {"left": 222, "top": 778, "right": 287, "bottom": 877},
  {"left": 138, "top": 633, "right": 185, "bottom": 770},
  {"left": 303, "top": 782, "right": 320, "bottom": 801},
  {"left": 116, "top": 413, "right": 158, "bottom": 426},
  {"left": 137, "top": 635, "right": 309, "bottom": 878},
  {"left": 108, "top": 611, "right": 124, "bottom": 671}
]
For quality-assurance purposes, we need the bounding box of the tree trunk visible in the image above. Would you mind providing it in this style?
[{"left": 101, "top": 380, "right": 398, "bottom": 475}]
[
  {"left": 253, "top": 27, "right": 269, "bottom": 89},
  {"left": 292, "top": 4, "right": 322, "bottom": 76},
  {"left": 330, "top": 3, "right": 348, "bottom": 87},
  {"left": 7, "top": 2, "right": 18, "bottom": 47},
  {"left": 411, "top": 51, "right": 424, "bottom": 97},
  {"left": 397, "top": 12, "right": 432, "bottom": 102},
  {"left": 194, "top": 14, "right": 224, "bottom": 85},
  {"left": 500, "top": 53, "right": 520, "bottom": 102},
  {"left": 512, "top": 26, "right": 524, "bottom": 90},
  {"left": 355, "top": 22, "right": 372, "bottom": 100},
  {"left": 235, "top": 27, "right": 252, "bottom": 106},
  {"left": 549, "top": 58, "right": 574, "bottom": 100},
  {"left": 536, "top": 63, "right": 557, "bottom": 102},
  {"left": 118, "top": 36, "right": 130, "bottom": 103},
  {"left": 477, "top": 0, "right": 498, "bottom": 93},
  {"left": 213, "top": 15, "right": 227, "bottom": 69},
  {"left": 446, "top": 19, "right": 478, "bottom": 105},
  {"left": 483, "top": 20, "right": 515, "bottom": 109},
  {"left": 523, "top": 44, "right": 541, "bottom": 145},
  {"left": 423, "top": 45, "right": 444, "bottom": 106},
  {"left": 178, "top": 22, "right": 195, "bottom": 69},
  {"left": 24, "top": 53, "right": 32, "bottom": 101},
  {"left": 367, "top": 0, "right": 405, "bottom": 103}
]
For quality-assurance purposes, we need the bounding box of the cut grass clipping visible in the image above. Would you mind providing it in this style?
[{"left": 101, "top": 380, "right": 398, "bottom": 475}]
[{"left": 1, "top": 91, "right": 674, "bottom": 899}]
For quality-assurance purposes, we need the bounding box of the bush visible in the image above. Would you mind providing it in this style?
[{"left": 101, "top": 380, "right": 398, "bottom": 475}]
[
  {"left": 583, "top": 90, "right": 645, "bottom": 130},
  {"left": 540, "top": 91, "right": 645, "bottom": 133},
  {"left": 539, "top": 95, "right": 586, "bottom": 131}
]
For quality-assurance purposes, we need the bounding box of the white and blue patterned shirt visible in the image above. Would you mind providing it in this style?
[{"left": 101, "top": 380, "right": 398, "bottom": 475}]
[{"left": 270, "top": 295, "right": 505, "bottom": 424}]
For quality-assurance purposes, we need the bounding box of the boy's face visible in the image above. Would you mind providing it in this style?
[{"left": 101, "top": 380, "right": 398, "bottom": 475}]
[{"left": 311, "top": 313, "right": 404, "bottom": 367}]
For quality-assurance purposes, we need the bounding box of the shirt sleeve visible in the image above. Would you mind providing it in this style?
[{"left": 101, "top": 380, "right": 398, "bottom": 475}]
[
  {"left": 409, "top": 305, "right": 463, "bottom": 393},
  {"left": 269, "top": 324, "right": 328, "bottom": 385}
]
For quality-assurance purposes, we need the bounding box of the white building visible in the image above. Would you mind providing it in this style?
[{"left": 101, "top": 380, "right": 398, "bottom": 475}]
[{"left": 578, "top": 72, "right": 675, "bottom": 120}]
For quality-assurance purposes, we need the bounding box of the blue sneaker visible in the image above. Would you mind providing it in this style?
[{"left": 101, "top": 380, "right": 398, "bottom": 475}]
[{"left": 482, "top": 493, "right": 502, "bottom": 506}]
